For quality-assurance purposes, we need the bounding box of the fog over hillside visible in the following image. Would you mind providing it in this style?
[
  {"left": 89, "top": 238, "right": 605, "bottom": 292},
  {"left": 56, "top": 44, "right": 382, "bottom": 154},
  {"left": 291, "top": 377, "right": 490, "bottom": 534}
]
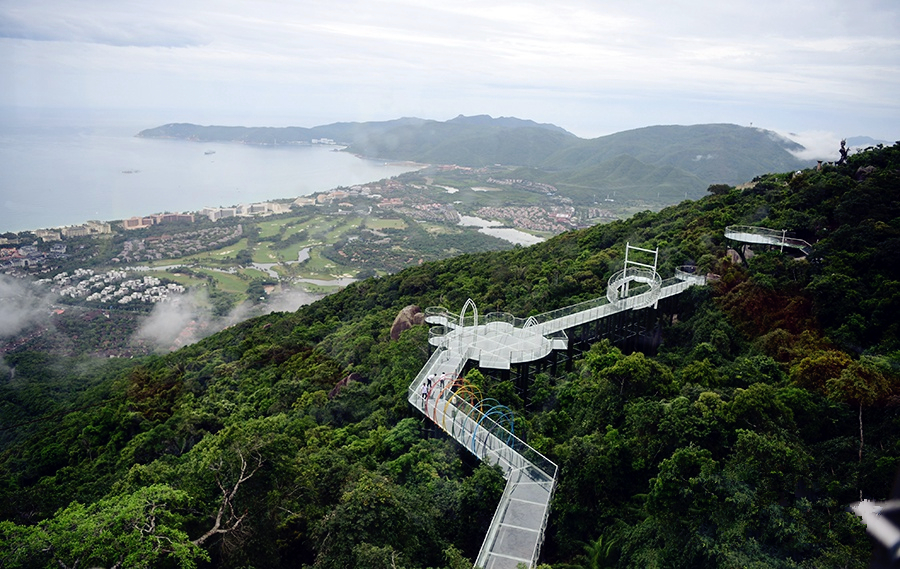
[{"left": 0, "top": 276, "right": 54, "bottom": 338}]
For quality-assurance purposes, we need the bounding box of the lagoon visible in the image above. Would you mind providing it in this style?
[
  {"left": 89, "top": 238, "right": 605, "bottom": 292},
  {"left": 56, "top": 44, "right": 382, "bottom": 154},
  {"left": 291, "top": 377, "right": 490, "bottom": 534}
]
[{"left": 457, "top": 214, "right": 544, "bottom": 246}]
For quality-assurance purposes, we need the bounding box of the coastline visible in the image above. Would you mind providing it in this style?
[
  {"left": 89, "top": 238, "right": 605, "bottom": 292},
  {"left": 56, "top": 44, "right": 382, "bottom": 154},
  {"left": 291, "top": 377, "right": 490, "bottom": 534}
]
[{"left": 0, "top": 131, "right": 422, "bottom": 234}]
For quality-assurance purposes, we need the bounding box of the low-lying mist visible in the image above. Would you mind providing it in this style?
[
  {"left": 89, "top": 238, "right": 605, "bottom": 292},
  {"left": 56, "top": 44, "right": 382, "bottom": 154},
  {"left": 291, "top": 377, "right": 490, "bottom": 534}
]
[
  {"left": 133, "top": 288, "right": 324, "bottom": 352},
  {"left": 0, "top": 275, "right": 54, "bottom": 339}
]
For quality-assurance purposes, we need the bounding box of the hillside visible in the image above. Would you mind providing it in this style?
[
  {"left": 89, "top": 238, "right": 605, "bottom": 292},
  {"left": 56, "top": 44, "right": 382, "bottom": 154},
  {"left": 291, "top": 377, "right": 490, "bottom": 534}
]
[
  {"left": 543, "top": 123, "right": 807, "bottom": 186},
  {"left": 137, "top": 117, "right": 812, "bottom": 204},
  {"left": 2, "top": 144, "right": 898, "bottom": 568}
]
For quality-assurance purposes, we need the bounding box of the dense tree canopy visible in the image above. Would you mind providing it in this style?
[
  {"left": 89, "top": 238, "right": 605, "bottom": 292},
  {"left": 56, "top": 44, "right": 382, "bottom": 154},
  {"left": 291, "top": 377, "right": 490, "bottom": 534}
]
[{"left": 2, "top": 144, "right": 899, "bottom": 568}]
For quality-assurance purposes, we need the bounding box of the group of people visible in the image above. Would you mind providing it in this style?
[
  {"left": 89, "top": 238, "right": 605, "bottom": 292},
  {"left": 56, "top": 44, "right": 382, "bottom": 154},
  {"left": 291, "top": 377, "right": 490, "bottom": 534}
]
[{"left": 421, "top": 371, "right": 448, "bottom": 400}]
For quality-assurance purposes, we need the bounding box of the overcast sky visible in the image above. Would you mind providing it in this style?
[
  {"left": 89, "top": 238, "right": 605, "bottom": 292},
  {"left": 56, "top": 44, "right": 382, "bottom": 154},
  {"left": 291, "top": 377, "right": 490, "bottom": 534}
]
[{"left": 1, "top": 0, "right": 898, "bottom": 140}]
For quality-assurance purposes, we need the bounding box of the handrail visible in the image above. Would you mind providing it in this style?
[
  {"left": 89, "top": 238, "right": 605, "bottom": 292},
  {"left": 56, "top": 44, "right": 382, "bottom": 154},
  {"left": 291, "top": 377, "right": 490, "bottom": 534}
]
[
  {"left": 411, "top": 258, "right": 709, "bottom": 567},
  {"left": 606, "top": 266, "right": 662, "bottom": 307},
  {"left": 725, "top": 225, "right": 812, "bottom": 253}
]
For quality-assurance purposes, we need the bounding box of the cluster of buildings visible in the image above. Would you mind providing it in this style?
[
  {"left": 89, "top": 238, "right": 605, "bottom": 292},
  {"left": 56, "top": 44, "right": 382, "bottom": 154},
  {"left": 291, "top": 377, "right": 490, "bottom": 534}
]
[
  {"left": 197, "top": 202, "right": 290, "bottom": 222},
  {"left": 38, "top": 269, "right": 185, "bottom": 305},
  {"left": 303, "top": 183, "right": 385, "bottom": 206},
  {"left": 581, "top": 207, "right": 618, "bottom": 222},
  {"left": 381, "top": 201, "right": 461, "bottom": 223},
  {"left": 28, "top": 221, "right": 112, "bottom": 241},
  {"left": 299, "top": 179, "right": 412, "bottom": 208},
  {"left": 121, "top": 202, "right": 291, "bottom": 228},
  {"left": 122, "top": 213, "right": 195, "bottom": 230},
  {"left": 474, "top": 205, "right": 580, "bottom": 233},
  {"left": 1, "top": 243, "right": 67, "bottom": 270},
  {"left": 111, "top": 225, "right": 243, "bottom": 264}
]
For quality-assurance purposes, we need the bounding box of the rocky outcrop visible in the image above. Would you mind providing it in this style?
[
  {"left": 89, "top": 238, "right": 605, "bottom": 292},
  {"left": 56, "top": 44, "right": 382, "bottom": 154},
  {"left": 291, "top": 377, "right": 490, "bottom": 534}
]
[
  {"left": 390, "top": 305, "right": 425, "bottom": 340},
  {"left": 856, "top": 165, "right": 876, "bottom": 180},
  {"left": 328, "top": 372, "right": 363, "bottom": 399}
]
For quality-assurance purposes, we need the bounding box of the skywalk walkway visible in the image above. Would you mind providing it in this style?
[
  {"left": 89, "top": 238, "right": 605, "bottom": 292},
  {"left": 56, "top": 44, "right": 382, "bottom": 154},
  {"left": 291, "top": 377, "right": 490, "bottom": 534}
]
[
  {"left": 423, "top": 267, "right": 705, "bottom": 371},
  {"left": 407, "top": 245, "right": 706, "bottom": 568},
  {"left": 725, "top": 225, "right": 812, "bottom": 255}
]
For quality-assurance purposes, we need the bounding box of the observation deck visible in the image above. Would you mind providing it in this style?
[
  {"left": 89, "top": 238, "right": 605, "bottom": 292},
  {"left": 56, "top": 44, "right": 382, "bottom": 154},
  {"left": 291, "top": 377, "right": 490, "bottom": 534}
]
[
  {"left": 424, "top": 267, "right": 705, "bottom": 370},
  {"left": 725, "top": 225, "right": 812, "bottom": 255},
  {"left": 408, "top": 245, "right": 706, "bottom": 568}
]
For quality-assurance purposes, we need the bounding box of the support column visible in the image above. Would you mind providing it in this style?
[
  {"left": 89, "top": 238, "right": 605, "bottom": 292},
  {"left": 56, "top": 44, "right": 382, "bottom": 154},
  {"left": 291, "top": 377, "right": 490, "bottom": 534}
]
[{"left": 517, "top": 362, "right": 529, "bottom": 387}]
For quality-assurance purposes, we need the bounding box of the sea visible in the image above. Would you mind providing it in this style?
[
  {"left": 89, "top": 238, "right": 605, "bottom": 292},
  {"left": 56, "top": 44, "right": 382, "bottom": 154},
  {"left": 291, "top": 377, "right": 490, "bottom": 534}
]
[{"left": 0, "top": 108, "right": 420, "bottom": 234}]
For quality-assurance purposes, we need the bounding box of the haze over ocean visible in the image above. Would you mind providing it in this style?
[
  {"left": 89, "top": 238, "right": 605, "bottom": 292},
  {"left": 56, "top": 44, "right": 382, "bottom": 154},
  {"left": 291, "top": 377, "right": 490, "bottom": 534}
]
[{"left": 0, "top": 109, "right": 419, "bottom": 234}]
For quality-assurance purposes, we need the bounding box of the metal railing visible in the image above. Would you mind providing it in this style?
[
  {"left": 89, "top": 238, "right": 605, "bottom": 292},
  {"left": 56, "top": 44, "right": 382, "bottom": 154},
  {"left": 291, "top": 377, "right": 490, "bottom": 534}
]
[
  {"left": 412, "top": 264, "right": 710, "bottom": 567},
  {"left": 475, "top": 466, "right": 556, "bottom": 569},
  {"left": 606, "top": 266, "right": 662, "bottom": 307},
  {"left": 411, "top": 379, "right": 557, "bottom": 481},
  {"left": 725, "top": 225, "right": 812, "bottom": 253}
]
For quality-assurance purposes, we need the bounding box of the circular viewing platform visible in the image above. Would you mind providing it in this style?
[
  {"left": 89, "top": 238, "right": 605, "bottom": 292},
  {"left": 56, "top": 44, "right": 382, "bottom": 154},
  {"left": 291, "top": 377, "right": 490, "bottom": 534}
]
[{"left": 606, "top": 266, "right": 662, "bottom": 308}]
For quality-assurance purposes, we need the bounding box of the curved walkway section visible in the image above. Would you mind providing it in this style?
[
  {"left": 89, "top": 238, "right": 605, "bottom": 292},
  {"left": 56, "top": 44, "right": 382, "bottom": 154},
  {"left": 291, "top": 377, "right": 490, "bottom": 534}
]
[
  {"left": 725, "top": 225, "right": 812, "bottom": 255},
  {"left": 409, "top": 266, "right": 706, "bottom": 568},
  {"left": 606, "top": 266, "right": 662, "bottom": 307}
]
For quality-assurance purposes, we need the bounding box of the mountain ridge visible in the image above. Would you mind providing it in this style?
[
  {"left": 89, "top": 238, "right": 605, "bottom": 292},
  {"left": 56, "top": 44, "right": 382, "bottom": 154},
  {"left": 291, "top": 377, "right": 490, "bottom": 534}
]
[{"left": 138, "top": 116, "right": 814, "bottom": 205}]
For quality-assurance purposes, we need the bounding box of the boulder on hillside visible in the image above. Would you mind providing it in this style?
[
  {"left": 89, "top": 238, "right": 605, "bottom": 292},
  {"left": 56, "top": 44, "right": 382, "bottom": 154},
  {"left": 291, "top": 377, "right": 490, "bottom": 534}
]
[
  {"left": 391, "top": 305, "right": 425, "bottom": 340},
  {"left": 329, "top": 372, "right": 363, "bottom": 399}
]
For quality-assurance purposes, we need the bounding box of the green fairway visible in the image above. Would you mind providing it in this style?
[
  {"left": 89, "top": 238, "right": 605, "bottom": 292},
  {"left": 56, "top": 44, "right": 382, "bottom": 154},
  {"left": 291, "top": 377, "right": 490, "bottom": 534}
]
[
  {"left": 191, "top": 268, "right": 248, "bottom": 295},
  {"left": 240, "top": 267, "right": 272, "bottom": 280},
  {"left": 366, "top": 217, "right": 407, "bottom": 230}
]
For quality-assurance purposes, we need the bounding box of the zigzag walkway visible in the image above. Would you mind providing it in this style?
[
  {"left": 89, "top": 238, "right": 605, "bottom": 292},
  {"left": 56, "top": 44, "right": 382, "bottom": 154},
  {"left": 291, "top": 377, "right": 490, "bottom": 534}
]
[
  {"left": 408, "top": 261, "right": 705, "bottom": 568},
  {"left": 725, "top": 225, "right": 812, "bottom": 255}
]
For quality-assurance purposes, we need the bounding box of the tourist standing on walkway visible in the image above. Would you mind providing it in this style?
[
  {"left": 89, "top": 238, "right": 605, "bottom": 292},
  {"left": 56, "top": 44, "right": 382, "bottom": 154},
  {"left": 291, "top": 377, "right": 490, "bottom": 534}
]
[{"left": 421, "top": 381, "right": 428, "bottom": 400}]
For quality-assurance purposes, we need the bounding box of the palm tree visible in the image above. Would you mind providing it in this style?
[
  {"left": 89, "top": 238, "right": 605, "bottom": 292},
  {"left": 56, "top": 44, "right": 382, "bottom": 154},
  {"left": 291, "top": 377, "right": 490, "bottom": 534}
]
[{"left": 578, "top": 535, "right": 618, "bottom": 569}]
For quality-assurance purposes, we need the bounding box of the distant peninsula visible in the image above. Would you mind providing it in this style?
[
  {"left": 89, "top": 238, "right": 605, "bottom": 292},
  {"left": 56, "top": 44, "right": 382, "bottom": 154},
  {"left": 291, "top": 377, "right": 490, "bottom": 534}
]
[{"left": 138, "top": 117, "right": 815, "bottom": 196}]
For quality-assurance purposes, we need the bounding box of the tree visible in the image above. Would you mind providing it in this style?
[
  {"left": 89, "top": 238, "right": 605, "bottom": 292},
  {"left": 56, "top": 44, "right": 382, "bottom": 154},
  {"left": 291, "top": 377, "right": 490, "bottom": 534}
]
[
  {"left": 0, "top": 485, "right": 207, "bottom": 569},
  {"left": 191, "top": 445, "right": 264, "bottom": 548},
  {"left": 790, "top": 350, "right": 852, "bottom": 391},
  {"left": 578, "top": 535, "right": 618, "bottom": 569},
  {"left": 706, "top": 184, "right": 732, "bottom": 196},
  {"left": 824, "top": 358, "right": 892, "bottom": 476},
  {"left": 598, "top": 351, "right": 676, "bottom": 398}
]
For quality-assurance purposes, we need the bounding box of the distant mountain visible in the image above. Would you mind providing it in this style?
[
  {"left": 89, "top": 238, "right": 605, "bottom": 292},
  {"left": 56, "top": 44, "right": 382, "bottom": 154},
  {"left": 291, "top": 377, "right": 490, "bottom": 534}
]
[
  {"left": 847, "top": 135, "right": 895, "bottom": 147},
  {"left": 136, "top": 117, "right": 431, "bottom": 146},
  {"left": 538, "top": 124, "right": 810, "bottom": 200},
  {"left": 541, "top": 154, "right": 709, "bottom": 202},
  {"left": 445, "top": 114, "right": 575, "bottom": 136},
  {"left": 137, "top": 117, "right": 813, "bottom": 204}
]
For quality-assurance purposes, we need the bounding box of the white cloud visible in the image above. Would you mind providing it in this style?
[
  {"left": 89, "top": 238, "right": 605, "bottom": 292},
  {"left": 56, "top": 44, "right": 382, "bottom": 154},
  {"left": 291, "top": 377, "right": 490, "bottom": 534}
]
[
  {"left": 133, "top": 290, "right": 206, "bottom": 351},
  {"left": 780, "top": 130, "right": 844, "bottom": 161},
  {"left": 133, "top": 287, "right": 322, "bottom": 352},
  {"left": 0, "top": 0, "right": 898, "bottom": 139},
  {"left": 0, "top": 275, "right": 53, "bottom": 338},
  {"left": 0, "top": 1, "right": 207, "bottom": 47}
]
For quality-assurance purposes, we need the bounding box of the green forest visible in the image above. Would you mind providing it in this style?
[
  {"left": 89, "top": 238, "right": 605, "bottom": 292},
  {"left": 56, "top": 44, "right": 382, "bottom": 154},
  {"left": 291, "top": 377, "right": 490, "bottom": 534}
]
[{"left": 2, "top": 143, "right": 899, "bottom": 568}]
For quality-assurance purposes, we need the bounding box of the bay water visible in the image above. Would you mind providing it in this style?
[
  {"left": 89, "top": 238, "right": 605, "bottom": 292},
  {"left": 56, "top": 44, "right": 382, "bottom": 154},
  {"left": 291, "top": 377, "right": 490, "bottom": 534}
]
[{"left": 0, "top": 109, "right": 419, "bottom": 234}]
